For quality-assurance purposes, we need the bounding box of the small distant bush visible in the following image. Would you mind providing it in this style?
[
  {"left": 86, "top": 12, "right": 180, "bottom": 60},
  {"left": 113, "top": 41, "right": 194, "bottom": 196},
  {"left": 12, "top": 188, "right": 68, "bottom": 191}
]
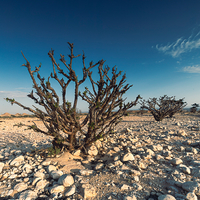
[
  {"left": 5, "top": 42, "right": 140, "bottom": 154},
  {"left": 139, "top": 95, "right": 187, "bottom": 121},
  {"left": 190, "top": 103, "right": 199, "bottom": 113},
  {"left": 13, "top": 122, "right": 25, "bottom": 127},
  {"left": 138, "top": 107, "right": 146, "bottom": 115}
]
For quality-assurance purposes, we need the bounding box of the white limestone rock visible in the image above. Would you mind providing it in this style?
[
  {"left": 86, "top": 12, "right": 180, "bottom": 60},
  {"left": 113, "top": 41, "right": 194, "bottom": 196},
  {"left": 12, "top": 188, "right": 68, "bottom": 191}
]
[
  {"left": 113, "top": 154, "right": 121, "bottom": 161},
  {"left": 186, "top": 192, "right": 198, "bottom": 200},
  {"left": 8, "top": 174, "right": 18, "bottom": 179},
  {"left": 41, "top": 160, "right": 51, "bottom": 166},
  {"left": 82, "top": 183, "right": 97, "bottom": 199},
  {"left": 151, "top": 144, "right": 163, "bottom": 151},
  {"left": 131, "top": 170, "right": 141, "bottom": 176},
  {"left": 35, "top": 179, "right": 49, "bottom": 191},
  {"left": 72, "top": 149, "right": 81, "bottom": 156},
  {"left": 146, "top": 149, "right": 155, "bottom": 156},
  {"left": 49, "top": 184, "right": 65, "bottom": 194},
  {"left": 124, "top": 195, "right": 137, "bottom": 200},
  {"left": 13, "top": 182, "right": 28, "bottom": 192},
  {"left": 58, "top": 174, "right": 74, "bottom": 187},
  {"left": 175, "top": 122, "right": 180, "bottom": 126},
  {"left": 177, "top": 129, "right": 187, "bottom": 136},
  {"left": 94, "top": 140, "right": 102, "bottom": 149},
  {"left": 88, "top": 145, "right": 98, "bottom": 156},
  {"left": 177, "top": 164, "right": 191, "bottom": 174},
  {"left": 132, "top": 183, "right": 142, "bottom": 190},
  {"left": 50, "top": 170, "right": 63, "bottom": 180},
  {"left": 133, "top": 176, "right": 139, "bottom": 182},
  {"left": 138, "top": 161, "right": 147, "bottom": 169},
  {"left": 113, "top": 147, "right": 121, "bottom": 152},
  {"left": 18, "top": 190, "right": 38, "bottom": 200},
  {"left": 156, "top": 154, "right": 165, "bottom": 162},
  {"left": 94, "top": 163, "right": 104, "bottom": 170},
  {"left": 121, "top": 184, "right": 132, "bottom": 190},
  {"left": 46, "top": 165, "right": 57, "bottom": 173},
  {"left": 34, "top": 171, "right": 46, "bottom": 179},
  {"left": 122, "top": 152, "right": 134, "bottom": 162},
  {"left": 64, "top": 184, "right": 76, "bottom": 197},
  {"left": 10, "top": 155, "right": 24, "bottom": 166},
  {"left": 79, "top": 169, "right": 93, "bottom": 176},
  {"left": 0, "top": 162, "right": 4, "bottom": 173},
  {"left": 171, "top": 158, "right": 183, "bottom": 165},
  {"left": 114, "top": 160, "right": 123, "bottom": 167},
  {"left": 158, "top": 194, "right": 176, "bottom": 200},
  {"left": 22, "top": 163, "right": 32, "bottom": 174},
  {"left": 32, "top": 177, "right": 41, "bottom": 186}
]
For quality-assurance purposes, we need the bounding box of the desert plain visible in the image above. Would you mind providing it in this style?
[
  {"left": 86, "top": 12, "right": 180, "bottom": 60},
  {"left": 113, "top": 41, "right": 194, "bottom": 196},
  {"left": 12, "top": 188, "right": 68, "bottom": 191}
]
[{"left": 0, "top": 112, "right": 200, "bottom": 199}]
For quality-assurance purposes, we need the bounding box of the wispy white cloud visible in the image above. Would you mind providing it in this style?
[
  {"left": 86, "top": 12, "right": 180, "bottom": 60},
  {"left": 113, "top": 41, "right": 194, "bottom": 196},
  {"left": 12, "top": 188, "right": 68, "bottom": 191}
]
[
  {"left": 182, "top": 65, "right": 200, "bottom": 73},
  {"left": 0, "top": 91, "right": 28, "bottom": 98},
  {"left": 156, "top": 31, "right": 200, "bottom": 57},
  {"left": 156, "top": 59, "right": 165, "bottom": 63}
]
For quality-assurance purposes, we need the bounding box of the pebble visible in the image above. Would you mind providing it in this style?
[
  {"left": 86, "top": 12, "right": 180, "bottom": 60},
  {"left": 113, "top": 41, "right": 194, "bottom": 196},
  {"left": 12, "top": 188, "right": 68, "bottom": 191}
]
[
  {"left": 158, "top": 194, "right": 176, "bottom": 200},
  {"left": 122, "top": 152, "right": 135, "bottom": 162},
  {"left": 185, "top": 192, "right": 198, "bottom": 200}
]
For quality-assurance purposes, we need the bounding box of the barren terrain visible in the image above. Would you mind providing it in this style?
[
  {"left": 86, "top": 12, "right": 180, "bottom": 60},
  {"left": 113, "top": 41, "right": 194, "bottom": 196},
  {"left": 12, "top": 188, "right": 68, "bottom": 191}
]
[{"left": 0, "top": 112, "right": 200, "bottom": 199}]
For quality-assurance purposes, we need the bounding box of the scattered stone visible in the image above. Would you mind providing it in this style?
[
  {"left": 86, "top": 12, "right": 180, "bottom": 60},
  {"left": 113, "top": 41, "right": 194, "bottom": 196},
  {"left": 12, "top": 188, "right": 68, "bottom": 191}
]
[
  {"left": 34, "top": 171, "right": 46, "bottom": 179},
  {"left": 88, "top": 145, "right": 98, "bottom": 156},
  {"left": 177, "top": 129, "right": 187, "bottom": 136},
  {"left": 0, "top": 162, "right": 4, "bottom": 173},
  {"left": 79, "top": 169, "right": 93, "bottom": 176},
  {"left": 175, "top": 122, "right": 180, "bottom": 126},
  {"left": 177, "top": 164, "right": 191, "bottom": 174},
  {"left": 124, "top": 195, "right": 137, "bottom": 200},
  {"left": 49, "top": 184, "right": 65, "bottom": 194},
  {"left": 82, "top": 183, "right": 97, "bottom": 199},
  {"left": 18, "top": 190, "right": 38, "bottom": 200},
  {"left": 72, "top": 149, "right": 81, "bottom": 156},
  {"left": 41, "top": 160, "right": 51, "bottom": 166},
  {"left": 35, "top": 179, "right": 49, "bottom": 191},
  {"left": 121, "top": 184, "right": 132, "bottom": 190},
  {"left": 94, "top": 162, "right": 104, "bottom": 170},
  {"left": 46, "top": 164, "right": 57, "bottom": 173},
  {"left": 182, "top": 181, "right": 199, "bottom": 192},
  {"left": 185, "top": 192, "right": 198, "bottom": 200},
  {"left": 122, "top": 152, "right": 135, "bottom": 162},
  {"left": 64, "top": 184, "right": 76, "bottom": 197},
  {"left": 50, "top": 170, "right": 63, "bottom": 179},
  {"left": 13, "top": 182, "right": 28, "bottom": 192},
  {"left": 58, "top": 174, "right": 74, "bottom": 187},
  {"left": 10, "top": 155, "right": 24, "bottom": 166},
  {"left": 158, "top": 194, "right": 176, "bottom": 200},
  {"left": 171, "top": 158, "right": 183, "bottom": 165}
]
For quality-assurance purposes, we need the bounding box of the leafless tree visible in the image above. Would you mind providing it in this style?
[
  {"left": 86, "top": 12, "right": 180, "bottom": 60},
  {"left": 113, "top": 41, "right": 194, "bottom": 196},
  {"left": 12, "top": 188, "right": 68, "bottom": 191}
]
[
  {"left": 139, "top": 95, "right": 186, "bottom": 121},
  {"left": 190, "top": 103, "right": 199, "bottom": 113},
  {"left": 6, "top": 42, "right": 140, "bottom": 153}
]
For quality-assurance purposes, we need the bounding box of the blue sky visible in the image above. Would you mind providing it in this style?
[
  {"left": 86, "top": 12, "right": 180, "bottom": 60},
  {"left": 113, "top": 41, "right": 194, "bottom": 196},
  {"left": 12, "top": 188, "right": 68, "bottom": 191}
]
[{"left": 1, "top": 0, "right": 200, "bottom": 114}]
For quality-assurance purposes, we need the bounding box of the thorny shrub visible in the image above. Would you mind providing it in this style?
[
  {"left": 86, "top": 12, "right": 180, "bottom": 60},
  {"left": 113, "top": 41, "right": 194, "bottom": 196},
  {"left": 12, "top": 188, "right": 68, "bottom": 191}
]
[
  {"left": 139, "top": 95, "right": 186, "bottom": 121},
  {"left": 6, "top": 42, "right": 140, "bottom": 155},
  {"left": 190, "top": 103, "right": 199, "bottom": 113}
]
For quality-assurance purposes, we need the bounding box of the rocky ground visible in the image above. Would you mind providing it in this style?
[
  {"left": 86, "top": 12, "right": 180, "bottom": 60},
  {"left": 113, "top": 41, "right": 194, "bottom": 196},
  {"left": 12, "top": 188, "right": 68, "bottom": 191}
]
[{"left": 0, "top": 113, "right": 200, "bottom": 200}]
